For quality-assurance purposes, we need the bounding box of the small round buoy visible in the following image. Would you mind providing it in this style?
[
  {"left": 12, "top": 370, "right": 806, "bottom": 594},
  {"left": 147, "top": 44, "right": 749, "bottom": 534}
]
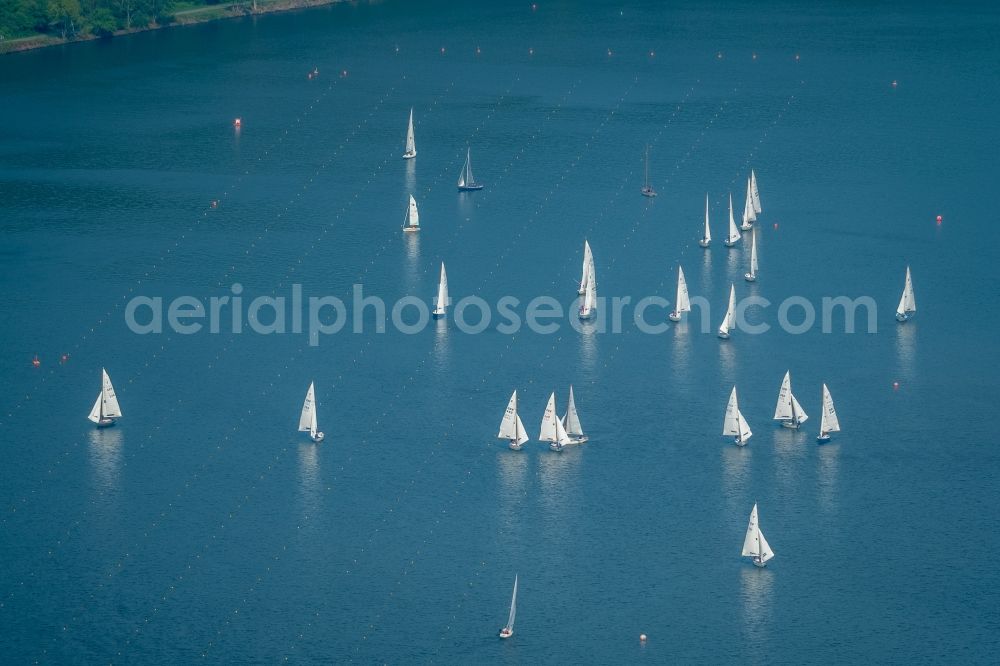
[
  {"left": 60, "top": 353, "right": 69, "bottom": 364},
  {"left": 476, "top": 46, "right": 481, "bottom": 55},
  {"left": 752, "top": 52, "right": 758, "bottom": 60},
  {"left": 531, "top": 3, "right": 537, "bottom": 10},
  {"left": 717, "top": 51, "right": 723, "bottom": 59},
  {"left": 891, "top": 80, "right": 898, "bottom": 87},
  {"left": 528, "top": 47, "right": 534, "bottom": 55},
  {"left": 649, "top": 50, "right": 655, "bottom": 57},
  {"left": 936, "top": 215, "right": 943, "bottom": 224},
  {"left": 32, "top": 355, "right": 40, "bottom": 368},
  {"left": 607, "top": 48, "right": 613, "bottom": 57},
  {"left": 440, "top": 47, "right": 446, "bottom": 54},
  {"left": 340, "top": 69, "right": 348, "bottom": 78},
  {"left": 893, "top": 381, "right": 900, "bottom": 390},
  {"left": 233, "top": 118, "right": 241, "bottom": 128},
  {"left": 640, "top": 634, "right": 647, "bottom": 642},
  {"left": 794, "top": 53, "right": 800, "bottom": 61},
  {"left": 773, "top": 222, "right": 779, "bottom": 230}
]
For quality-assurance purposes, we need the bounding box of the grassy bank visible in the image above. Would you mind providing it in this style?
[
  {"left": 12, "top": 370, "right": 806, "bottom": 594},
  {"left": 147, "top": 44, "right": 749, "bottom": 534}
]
[{"left": 0, "top": 0, "right": 342, "bottom": 55}]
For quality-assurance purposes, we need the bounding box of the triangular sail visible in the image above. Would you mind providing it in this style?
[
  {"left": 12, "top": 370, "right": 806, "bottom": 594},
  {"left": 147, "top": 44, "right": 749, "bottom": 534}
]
[
  {"left": 742, "top": 177, "right": 757, "bottom": 225},
  {"left": 897, "top": 266, "right": 916, "bottom": 316},
  {"left": 737, "top": 411, "right": 753, "bottom": 442},
  {"left": 742, "top": 503, "right": 760, "bottom": 556},
  {"left": 644, "top": 145, "right": 651, "bottom": 188},
  {"left": 539, "top": 393, "right": 557, "bottom": 442},
  {"left": 718, "top": 284, "right": 735, "bottom": 336},
  {"left": 405, "top": 194, "right": 419, "bottom": 228},
  {"left": 723, "top": 387, "right": 741, "bottom": 436},
  {"left": 758, "top": 529, "right": 775, "bottom": 563},
  {"left": 564, "top": 385, "right": 584, "bottom": 436},
  {"left": 299, "top": 382, "right": 316, "bottom": 432},
  {"left": 702, "top": 193, "right": 712, "bottom": 242},
  {"left": 774, "top": 371, "right": 793, "bottom": 420},
  {"left": 435, "top": 262, "right": 449, "bottom": 314},
  {"left": 505, "top": 575, "right": 518, "bottom": 632},
  {"left": 581, "top": 259, "right": 597, "bottom": 316},
  {"left": 404, "top": 108, "right": 416, "bottom": 156},
  {"left": 790, "top": 393, "right": 808, "bottom": 425},
  {"left": 749, "top": 228, "right": 758, "bottom": 275},
  {"left": 676, "top": 266, "right": 691, "bottom": 313},
  {"left": 554, "top": 408, "right": 571, "bottom": 445},
  {"left": 87, "top": 393, "right": 102, "bottom": 423},
  {"left": 727, "top": 194, "right": 741, "bottom": 243},
  {"left": 514, "top": 414, "right": 528, "bottom": 446},
  {"left": 750, "top": 169, "right": 762, "bottom": 214},
  {"left": 458, "top": 148, "right": 476, "bottom": 187},
  {"left": 101, "top": 369, "right": 122, "bottom": 418},
  {"left": 820, "top": 384, "right": 841, "bottom": 433},
  {"left": 579, "top": 241, "right": 593, "bottom": 293}
]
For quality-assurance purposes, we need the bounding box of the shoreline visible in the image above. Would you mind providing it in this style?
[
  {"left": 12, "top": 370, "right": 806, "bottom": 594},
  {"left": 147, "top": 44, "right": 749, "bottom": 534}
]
[{"left": 0, "top": 0, "right": 343, "bottom": 56}]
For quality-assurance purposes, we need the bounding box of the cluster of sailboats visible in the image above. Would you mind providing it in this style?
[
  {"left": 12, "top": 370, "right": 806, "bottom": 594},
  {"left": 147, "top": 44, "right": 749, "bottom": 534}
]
[
  {"left": 723, "top": 371, "right": 842, "bottom": 446},
  {"left": 698, "top": 170, "right": 761, "bottom": 248},
  {"left": 497, "top": 387, "right": 587, "bottom": 452}
]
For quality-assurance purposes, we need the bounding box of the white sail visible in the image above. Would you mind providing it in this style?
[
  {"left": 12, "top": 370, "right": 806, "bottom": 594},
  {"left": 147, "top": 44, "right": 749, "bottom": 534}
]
[
  {"left": 434, "top": 262, "right": 449, "bottom": 315},
  {"left": 101, "top": 369, "right": 122, "bottom": 418},
  {"left": 87, "top": 393, "right": 102, "bottom": 423},
  {"left": 748, "top": 228, "right": 758, "bottom": 276},
  {"left": 563, "top": 385, "right": 584, "bottom": 437},
  {"left": 896, "top": 266, "right": 916, "bottom": 316},
  {"left": 750, "top": 169, "right": 762, "bottom": 214},
  {"left": 498, "top": 391, "right": 528, "bottom": 446},
  {"left": 790, "top": 393, "right": 808, "bottom": 425},
  {"left": 539, "top": 393, "right": 558, "bottom": 442},
  {"left": 675, "top": 266, "right": 691, "bottom": 313},
  {"left": 403, "top": 108, "right": 417, "bottom": 157},
  {"left": 457, "top": 148, "right": 477, "bottom": 188},
  {"left": 702, "top": 193, "right": 712, "bottom": 243},
  {"left": 741, "top": 503, "right": 760, "bottom": 556},
  {"left": 579, "top": 241, "right": 593, "bottom": 294},
  {"left": 723, "top": 387, "right": 741, "bottom": 436},
  {"left": 580, "top": 259, "right": 597, "bottom": 317},
  {"left": 299, "top": 382, "right": 317, "bottom": 433},
  {"left": 737, "top": 410, "right": 753, "bottom": 442},
  {"left": 774, "top": 371, "right": 793, "bottom": 420},
  {"left": 404, "top": 194, "right": 419, "bottom": 229},
  {"left": 727, "top": 193, "right": 741, "bottom": 244},
  {"left": 819, "top": 384, "right": 841, "bottom": 434},
  {"left": 742, "top": 177, "right": 757, "bottom": 225},
  {"left": 718, "top": 284, "right": 736, "bottom": 337},
  {"left": 554, "top": 408, "right": 571, "bottom": 445},
  {"left": 757, "top": 528, "right": 775, "bottom": 564},
  {"left": 505, "top": 575, "right": 518, "bottom": 632}
]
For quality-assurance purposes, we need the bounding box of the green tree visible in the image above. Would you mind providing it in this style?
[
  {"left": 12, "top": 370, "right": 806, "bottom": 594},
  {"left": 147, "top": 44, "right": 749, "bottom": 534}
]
[{"left": 46, "top": 0, "right": 81, "bottom": 38}]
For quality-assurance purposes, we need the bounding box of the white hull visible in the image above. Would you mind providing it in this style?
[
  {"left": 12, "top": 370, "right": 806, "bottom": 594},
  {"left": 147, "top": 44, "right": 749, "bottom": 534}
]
[
  {"left": 578, "top": 310, "right": 595, "bottom": 321},
  {"left": 641, "top": 187, "right": 657, "bottom": 198},
  {"left": 724, "top": 239, "right": 738, "bottom": 247},
  {"left": 566, "top": 435, "right": 588, "bottom": 444},
  {"left": 718, "top": 331, "right": 730, "bottom": 340},
  {"left": 403, "top": 227, "right": 419, "bottom": 233},
  {"left": 311, "top": 432, "right": 325, "bottom": 443},
  {"left": 744, "top": 273, "right": 756, "bottom": 282},
  {"left": 95, "top": 418, "right": 116, "bottom": 428},
  {"left": 734, "top": 437, "right": 746, "bottom": 447},
  {"left": 698, "top": 239, "right": 710, "bottom": 248},
  {"left": 896, "top": 312, "right": 911, "bottom": 322},
  {"left": 499, "top": 628, "right": 513, "bottom": 639},
  {"left": 817, "top": 433, "right": 831, "bottom": 443},
  {"left": 668, "top": 312, "right": 682, "bottom": 322},
  {"left": 781, "top": 421, "right": 799, "bottom": 429},
  {"left": 549, "top": 442, "right": 564, "bottom": 452},
  {"left": 752, "top": 557, "right": 767, "bottom": 568},
  {"left": 403, "top": 151, "right": 416, "bottom": 159},
  {"left": 740, "top": 222, "right": 753, "bottom": 231},
  {"left": 508, "top": 441, "right": 523, "bottom": 451},
  {"left": 433, "top": 310, "right": 446, "bottom": 319}
]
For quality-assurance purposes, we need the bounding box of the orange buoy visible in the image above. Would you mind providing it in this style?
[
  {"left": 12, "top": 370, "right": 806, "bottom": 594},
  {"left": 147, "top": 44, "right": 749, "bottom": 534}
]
[
  {"left": 233, "top": 118, "right": 241, "bottom": 128},
  {"left": 936, "top": 215, "right": 942, "bottom": 224},
  {"left": 32, "top": 355, "right": 40, "bottom": 367}
]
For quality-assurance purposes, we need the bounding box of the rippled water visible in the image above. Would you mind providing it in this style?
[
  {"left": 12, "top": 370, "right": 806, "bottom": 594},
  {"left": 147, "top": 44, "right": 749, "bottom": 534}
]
[{"left": 1, "top": 1, "right": 998, "bottom": 662}]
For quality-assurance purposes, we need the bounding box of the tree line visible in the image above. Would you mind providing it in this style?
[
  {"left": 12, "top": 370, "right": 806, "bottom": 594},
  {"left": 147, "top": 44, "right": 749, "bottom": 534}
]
[{"left": 0, "top": 0, "right": 231, "bottom": 42}]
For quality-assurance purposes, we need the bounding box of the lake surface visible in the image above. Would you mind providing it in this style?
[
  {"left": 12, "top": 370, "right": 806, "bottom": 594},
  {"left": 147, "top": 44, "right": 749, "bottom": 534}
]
[{"left": 1, "top": 1, "right": 999, "bottom": 662}]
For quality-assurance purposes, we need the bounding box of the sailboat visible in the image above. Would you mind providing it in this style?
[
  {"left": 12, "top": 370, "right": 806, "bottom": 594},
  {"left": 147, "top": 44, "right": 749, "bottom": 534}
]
[
  {"left": 539, "top": 392, "right": 571, "bottom": 451},
  {"left": 298, "top": 381, "right": 325, "bottom": 442},
  {"left": 640, "top": 145, "right": 657, "bottom": 197},
  {"left": 741, "top": 503, "right": 775, "bottom": 568},
  {"left": 750, "top": 169, "right": 762, "bottom": 215},
  {"left": 698, "top": 194, "right": 711, "bottom": 247},
  {"left": 725, "top": 193, "right": 741, "bottom": 246},
  {"left": 577, "top": 240, "right": 594, "bottom": 295},
  {"left": 561, "top": 385, "right": 588, "bottom": 444},
  {"left": 895, "top": 266, "right": 916, "bottom": 322},
  {"left": 433, "top": 262, "right": 449, "bottom": 318},
  {"left": 723, "top": 386, "right": 753, "bottom": 446},
  {"left": 402, "top": 194, "right": 420, "bottom": 232},
  {"left": 499, "top": 575, "right": 517, "bottom": 639},
  {"left": 457, "top": 147, "right": 484, "bottom": 191},
  {"left": 773, "top": 371, "right": 808, "bottom": 429},
  {"left": 744, "top": 227, "right": 758, "bottom": 282},
  {"left": 668, "top": 265, "right": 691, "bottom": 322},
  {"left": 740, "top": 178, "right": 757, "bottom": 231},
  {"left": 402, "top": 108, "right": 417, "bottom": 159},
  {"left": 87, "top": 368, "right": 122, "bottom": 427},
  {"left": 817, "top": 383, "right": 841, "bottom": 442},
  {"left": 498, "top": 390, "right": 529, "bottom": 451},
  {"left": 717, "top": 284, "right": 736, "bottom": 339},
  {"left": 579, "top": 258, "right": 597, "bottom": 320}
]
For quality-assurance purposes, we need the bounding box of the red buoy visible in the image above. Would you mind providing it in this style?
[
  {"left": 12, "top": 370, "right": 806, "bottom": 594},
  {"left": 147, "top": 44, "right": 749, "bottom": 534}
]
[
  {"left": 773, "top": 222, "right": 779, "bottom": 230},
  {"left": 32, "top": 355, "right": 40, "bottom": 368},
  {"left": 233, "top": 118, "right": 241, "bottom": 128},
  {"left": 936, "top": 215, "right": 943, "bottom": 224}
]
